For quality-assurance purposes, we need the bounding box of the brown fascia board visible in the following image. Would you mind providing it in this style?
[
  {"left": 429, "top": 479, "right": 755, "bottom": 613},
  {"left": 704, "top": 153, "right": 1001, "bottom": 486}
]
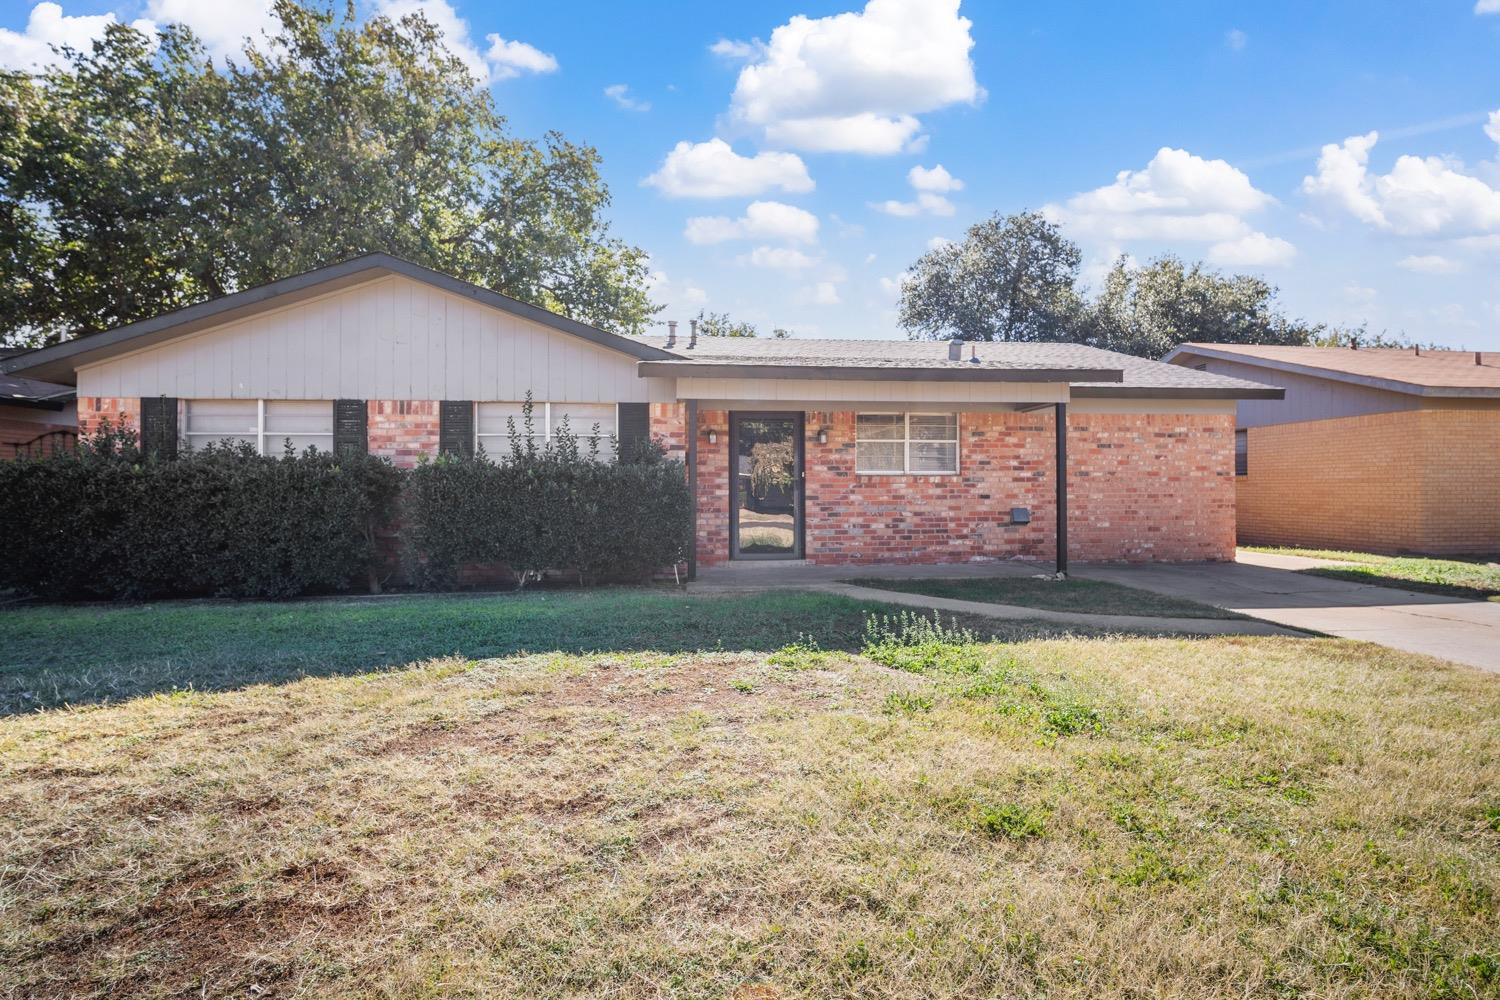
[
  {"left": 2, "top": 253, "right": 677, "bottom": 385},
  {"left": 1071, "top": 384, "right": 1286, "bottom": 400},
  {"left": 1164, "top": 345, "right": 1500, "bottom": 398},
  {"left": 638, "top": 360, "right": 1125, "bottom": 383}
]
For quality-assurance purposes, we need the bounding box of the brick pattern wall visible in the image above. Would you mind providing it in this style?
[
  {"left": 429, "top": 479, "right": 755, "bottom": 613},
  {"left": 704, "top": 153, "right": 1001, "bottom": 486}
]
[
  {"left": 77, "top": 396, "right": 140, "bottom": 437},
  {"left": 649, "top": 403, "right": 688, "bottom": 461},
  {"left": 1238, "top": 409, "right": 1500, "bottom": 555},
  {"left": 1, "top": 412, "right": 77, "bottom": 459},
  {"left": 368, "top": 400, "right": 440, "bottom": 468},
  {"left": 1068, "top": 413, "right": 1237, "bottom": 562},
  {"left": 691, "top": 407, "right": 1237, "bottom": 567}
]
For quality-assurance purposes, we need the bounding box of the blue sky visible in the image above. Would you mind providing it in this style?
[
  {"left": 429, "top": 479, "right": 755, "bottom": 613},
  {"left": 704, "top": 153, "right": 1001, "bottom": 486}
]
[{"left": 3, "top": 1, "right": 1499, "bottom": 347}]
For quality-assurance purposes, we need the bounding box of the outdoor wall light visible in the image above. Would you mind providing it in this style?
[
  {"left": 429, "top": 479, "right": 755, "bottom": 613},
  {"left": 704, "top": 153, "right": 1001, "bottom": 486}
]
[
  {"left": 816, "top": 427, "right": 829, "bottom": 444},
  {"left": 705, "top": 428, "right": 718, "bottom": 445}
]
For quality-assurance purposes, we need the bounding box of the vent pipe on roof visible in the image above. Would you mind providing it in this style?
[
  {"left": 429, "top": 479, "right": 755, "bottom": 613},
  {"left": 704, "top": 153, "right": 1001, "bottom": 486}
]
[
  {"left": 948, "top": 339, "right": 963, "bottom": 361},
  {"left": 688, "top": 319, "right": 699, "bottom": 349},
  {"left": 1478, "top": 352, "right": 1484, "bottom": 366},
  {"left": 970, "top": 343, "right": 980, "bottom": 364},
  {"left": 666, "top": 320, "right": 677, "bottom": 348}
]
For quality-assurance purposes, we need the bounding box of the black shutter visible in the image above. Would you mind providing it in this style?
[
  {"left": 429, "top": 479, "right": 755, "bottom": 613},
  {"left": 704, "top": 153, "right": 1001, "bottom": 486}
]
[
  {"left": 333, "top": 399, "right": 368, "bottom": 456},
  {"left": 439, "top": 400, "right": 474, "bottom": 458},
  {"left": 139, "top": 396, "right": 178, "bottom": 460},
  {"left": 617, "top": 402, "right": 649, "bottom": 462},
  {"left": 1234, "top": 429, "right": 1248, "bottom": 477}
]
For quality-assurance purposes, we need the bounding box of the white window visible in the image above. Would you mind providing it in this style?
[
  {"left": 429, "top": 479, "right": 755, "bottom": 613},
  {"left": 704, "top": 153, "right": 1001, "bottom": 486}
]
[
  {"left": 183, "top": 399, "right": 334, "bottom": 455},
  {"left": 855, "top": 412, "right": 959, "bottom": 474},
  {"left": 476, "top": 401, "right": 617, "bottom": 458}
]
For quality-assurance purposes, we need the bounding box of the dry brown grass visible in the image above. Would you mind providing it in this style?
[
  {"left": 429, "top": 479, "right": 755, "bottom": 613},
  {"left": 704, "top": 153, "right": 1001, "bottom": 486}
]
[{"left": 3, "top": 634, "right": 1499, "bottom": 999}]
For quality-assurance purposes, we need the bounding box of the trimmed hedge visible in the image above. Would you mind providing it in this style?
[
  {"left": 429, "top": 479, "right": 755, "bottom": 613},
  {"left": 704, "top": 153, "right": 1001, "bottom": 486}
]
[
  {"left": 0, "top": 422, "right": 403, "bottom": 600},
  {"left": 401, "top": 428, "right": 691, "bottom": 589},
  {"left": 0, "top": 412, "right": 692, "bottom": 600}
]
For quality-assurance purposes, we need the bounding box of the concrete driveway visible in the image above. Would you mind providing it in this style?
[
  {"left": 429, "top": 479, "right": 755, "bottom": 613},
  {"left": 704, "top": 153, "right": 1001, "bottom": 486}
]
[{"left": 1073, "top": 550, "right": 1500, "bottom": 673}]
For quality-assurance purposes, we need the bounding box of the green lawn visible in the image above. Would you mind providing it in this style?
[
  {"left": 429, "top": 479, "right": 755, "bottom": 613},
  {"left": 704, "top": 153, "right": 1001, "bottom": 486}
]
[
  {"left": 0, "top": 589, "right": 1082, "bottom": 715},
  {"left": 1247, "top": 547, "right": 1500, "bottom": 603},
  {"left": 844, "top": 575, "right": 1238, "bottom": 619},
  {"left": 2, "top": 590, "right": 1498, "bottom": 998}
]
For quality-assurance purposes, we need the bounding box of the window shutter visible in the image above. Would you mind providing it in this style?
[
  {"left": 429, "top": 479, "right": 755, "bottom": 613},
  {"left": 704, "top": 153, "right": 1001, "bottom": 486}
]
[
  {"left": 439, "top": 400, "right": 475, "bottom": 458},
  {"left": 139, "top": 396, "right": 178, "bottom": 460},
  {"left": 1234, "top": 429, "right": 1248, "bottom": 477},
  {"left": 617, "top": 402, "right": 649, "bottom": 462},
  {"left": 333, "top": 399, "right": 368, "bottom": 456}
]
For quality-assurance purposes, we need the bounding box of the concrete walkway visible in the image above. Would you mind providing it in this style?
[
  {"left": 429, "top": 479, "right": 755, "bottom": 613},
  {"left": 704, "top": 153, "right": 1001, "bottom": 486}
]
[
  {"left": 1071, "top": 551, "right": 1500, "bottom": 673},
  {"left": 822, "top": 583, "right": 1300, "bottom": 637},
  {"left": 693, "top": 551, "right": 1500, "bottom": 671}
]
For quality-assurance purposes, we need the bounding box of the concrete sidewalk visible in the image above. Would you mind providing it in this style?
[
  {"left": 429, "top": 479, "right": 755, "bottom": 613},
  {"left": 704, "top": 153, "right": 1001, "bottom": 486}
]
[{"left": 1071, "top": 551, "right": 1500, "bottom": 673}]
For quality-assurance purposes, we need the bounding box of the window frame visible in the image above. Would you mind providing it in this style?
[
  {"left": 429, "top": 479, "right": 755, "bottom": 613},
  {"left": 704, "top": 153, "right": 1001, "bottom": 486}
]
[
  {"left": 182, "top": 399, "right": 336, "bottom": 456},
  {"left": 854, "top": 411, "right": 961, "bottom": 476},
  {"left": 474, "top": 401, "right": 620, "bottom": 458}
]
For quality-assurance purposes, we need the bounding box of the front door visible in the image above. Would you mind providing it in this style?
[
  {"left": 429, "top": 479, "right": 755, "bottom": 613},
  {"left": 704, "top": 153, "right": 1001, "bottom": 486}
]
[{"left": 729, "top": 412, "right": 804, "bottom": 560}]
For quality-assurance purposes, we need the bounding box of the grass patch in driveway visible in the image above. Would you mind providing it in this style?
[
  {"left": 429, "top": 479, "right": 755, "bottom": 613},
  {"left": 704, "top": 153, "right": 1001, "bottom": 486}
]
[
  {"left": 844, "top": 574, "right": 1238, "bottom": 618},
  {"left": 2, "top": 604, "right": 1497, "bottom": 998},
  {"left": 1246, "top": 547, "right": 1500, "bottom": 603}
]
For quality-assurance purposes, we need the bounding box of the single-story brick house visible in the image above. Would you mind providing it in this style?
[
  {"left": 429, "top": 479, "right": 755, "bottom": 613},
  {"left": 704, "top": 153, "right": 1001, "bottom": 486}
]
[
  {"left": 1, "top": 347, "right": 77, "bottom": 460},
  {"left": 1, "top": 254, "right": 1282, "bottom": 574},
  {"left": 1165, "top": 343, "right": 1500, "bottom": 556}
]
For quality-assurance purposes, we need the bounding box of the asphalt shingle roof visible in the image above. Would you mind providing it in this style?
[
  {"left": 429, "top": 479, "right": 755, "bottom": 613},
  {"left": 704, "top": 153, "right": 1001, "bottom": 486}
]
[
  {"left": 1173, "top": 343, "right": 1500, "bottom": 392},
  {"left": 638, "top": 336, "right": 1279, "bottom": 395}
]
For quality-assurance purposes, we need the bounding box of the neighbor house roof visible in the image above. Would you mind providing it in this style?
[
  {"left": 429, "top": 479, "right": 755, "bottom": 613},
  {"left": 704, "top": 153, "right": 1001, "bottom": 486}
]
[
  {"left": 0, "top": 370, "right": 75, "bottom": 411},
  {"left": 1164, "top": 343, "right": 1500, "bottom": 398},
  {"left": 0, "top": 253, "right": 679, "bottom": 385},
  {"left": 640, "top": 336, "right": 1282, "bottom": 398}
]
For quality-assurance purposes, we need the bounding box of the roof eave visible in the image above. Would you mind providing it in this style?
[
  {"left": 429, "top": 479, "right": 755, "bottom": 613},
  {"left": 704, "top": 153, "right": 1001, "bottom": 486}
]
[
  {"left": 638, "top": 361, "right": 1125, "bottom": 383},
  {"left": 1165, "top": 345, "right": 1500, "bottom": 397},
  {"left": 1, "top": 252, "right": 674, "bottom": 385},
  {"left": 1071, "top": 385, "right": 1286, "bottom": 400}
]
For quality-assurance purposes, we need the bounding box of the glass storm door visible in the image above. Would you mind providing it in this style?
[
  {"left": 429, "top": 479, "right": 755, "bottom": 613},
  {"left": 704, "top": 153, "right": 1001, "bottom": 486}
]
[{"left": 730, "top": 412, "right": 804, "bottom": 560}]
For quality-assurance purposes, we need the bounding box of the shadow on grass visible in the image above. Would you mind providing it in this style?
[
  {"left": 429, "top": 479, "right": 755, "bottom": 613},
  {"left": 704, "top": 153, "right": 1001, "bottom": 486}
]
[
  {"left": 1301, "top": 567, "right": 1500, "bottom": 604},
  {"left": 0, "top": 588, "right": 1138, "bottom": 715}
]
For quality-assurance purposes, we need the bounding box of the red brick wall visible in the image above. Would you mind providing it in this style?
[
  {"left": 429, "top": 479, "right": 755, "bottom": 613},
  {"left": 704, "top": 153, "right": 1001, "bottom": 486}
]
[
  {"left": 691, "top": 407, "right": 1236, "bottom": 567},
  {"left": 368, "top": 400, "right": 440, "bottom": 468},
  {"left": 649, "top": 402, "right": 688, "bottom": 461},
  {"left": 1238, "top": 409, "right": 1500, "bottom": 555},
  {"left": 77, "top": 396, "right": 140, "bottom": 437}
]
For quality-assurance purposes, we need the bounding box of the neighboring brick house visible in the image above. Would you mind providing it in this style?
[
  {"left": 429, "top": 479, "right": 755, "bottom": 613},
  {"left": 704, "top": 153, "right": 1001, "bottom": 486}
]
[
  {"left": 1, "top": 350, "right": 77, "bottom": 460},
  {"left": 1166, "top": 343, "right": 1500, "bottom": 556},
  {"left": 1, "top": 254, "right": 1281, "bottom": 574}
]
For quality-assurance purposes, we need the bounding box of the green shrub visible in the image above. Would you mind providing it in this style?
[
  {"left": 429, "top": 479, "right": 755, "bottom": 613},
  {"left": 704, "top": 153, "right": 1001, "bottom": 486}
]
[
  {"left": 400, "top": 398, "right": 691, "bottom": 589},
  {"left": 861, "top": 610, "right": 984, "bottom": 673},
  {"left": 0, "top": 420, "right": 402, "bottom": 599}
]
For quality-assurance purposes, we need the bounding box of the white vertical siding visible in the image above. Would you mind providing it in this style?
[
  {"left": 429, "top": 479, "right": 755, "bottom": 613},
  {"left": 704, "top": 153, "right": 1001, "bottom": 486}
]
[{"left": 76, "top": 274, "right": 674, "bottom": 404}]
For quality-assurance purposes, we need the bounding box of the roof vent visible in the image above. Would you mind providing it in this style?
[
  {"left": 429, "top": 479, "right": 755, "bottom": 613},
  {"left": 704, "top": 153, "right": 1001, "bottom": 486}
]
[
  {"left": 665, "top": 320, "right": 677, "bottom": 348},
  {"left": 947, "top": 339, "right": 963, "bottom": 361},
  {"left": 970, "top": 344, "right": 980, "bottom": 364},
  {"left": 1478, "top": 351, "right": 1485, "bottom": 366},
  {"left": 688, "top": 319, "right": 699, "bottom": 349}
]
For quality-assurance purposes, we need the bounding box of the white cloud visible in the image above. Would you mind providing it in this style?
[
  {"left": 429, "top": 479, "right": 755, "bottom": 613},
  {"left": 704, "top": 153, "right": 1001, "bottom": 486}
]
[
  {"left": 1487, "top": 110, "right": 1500, "bottom": 146},
  {"left": 0, "top": 2, "right": 156, "bottom": 70},
  {"left": 144, "top": 0, "right": 275, "bottom": 60},
  {"left": 645, "top": 139, "right": 814, "bottom": 198},
  {"left": 645, "top": 266, "right": 707, "bottom": 310},
  {"left": 709, "top": 37, "right": 762, "bottom": 59},
  {"left": 926, "top": 236, "right": 952, "bottom": 250},
  {"left": 871, "top": 164, "right": 964, "bottom": 217},
  {"left": 1478, "top": 0, "right": 1500, "bottom": 13},
  {"left": 879, "top": 272, "right": 909, "bottom": 297},
  {"left": 908, "top": 163, "right": 964, "bottom": 193},
  {"left": 726, "top": 0, "right": 982, "bottom": 155},
  {"left": 373, "top": 1, "right": 555, "bottom": 83},
  {"left": 604, "top": 83, "right": 650, "bottom": 112},
  {"left": 484, "top": 33, "right": 557, "bottom": 80},
  {"left": 1398, "top": 254, "right": 1464, "bottom": 274},
  {"left": 741, "top": 246, "right": 819, "bottom": 270},
  {"left": 1225, "top": 28, "right": 1247, "bottom": 50},
  {"left": 1208, "top": 232, "right": 1297, "bottom": 267},
  {"left": 684, "top": 200, "right": 820, "bottom": 245},
  {"left": 804, "top": 281, "right": 841, "bottom": 305},
  {"left": 1301, "top": 125, "right": 1500, "bottom": 237},
  {"left": 1045, "top": 146, "right": 1292, "bottom": 266}
]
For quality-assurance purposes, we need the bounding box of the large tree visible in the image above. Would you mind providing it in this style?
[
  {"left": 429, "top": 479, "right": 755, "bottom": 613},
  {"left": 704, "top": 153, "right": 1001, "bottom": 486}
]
[
  {"left": 1074, "top": 255, "right": 1318, "bottom": 358},
  {"left": 0, "top": 1, "right": 656, "bottom": 347},
  {"left": 897, "top": 211, "right": 1082, "bottom": 342}
]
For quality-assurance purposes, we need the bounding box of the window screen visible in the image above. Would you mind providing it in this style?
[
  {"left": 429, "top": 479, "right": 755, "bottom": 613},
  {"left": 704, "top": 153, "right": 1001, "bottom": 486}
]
[
  {"left": 183, "top": 399, "right": 334, "bottom": 455},
  {"left": 855, "top": 413, "right": 959, "bottom": 474}
]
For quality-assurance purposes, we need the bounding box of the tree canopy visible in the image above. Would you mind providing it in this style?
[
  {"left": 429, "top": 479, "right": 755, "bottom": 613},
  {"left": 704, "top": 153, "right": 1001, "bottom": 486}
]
[
  {"left": 0, "top": 0, "right": 656, "bottom": 347},
  {"left": 897, "top": 210, "right": 1336, "bottom": 357}
]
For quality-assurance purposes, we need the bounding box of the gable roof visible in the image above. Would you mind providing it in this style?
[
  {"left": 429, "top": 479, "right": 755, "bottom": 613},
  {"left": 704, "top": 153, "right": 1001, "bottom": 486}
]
[
  {"left": 639, "top": 336, "right": 1282, "bottom": 397},
  {"left": 1165, "top": 343, "right": 1500, "bottom": 398},
  {"left": 0, "top": 370, "right": 74, "bottom": 411},
  {"left": 0, "top": 253, "right": 678, "bottom": 385}
]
